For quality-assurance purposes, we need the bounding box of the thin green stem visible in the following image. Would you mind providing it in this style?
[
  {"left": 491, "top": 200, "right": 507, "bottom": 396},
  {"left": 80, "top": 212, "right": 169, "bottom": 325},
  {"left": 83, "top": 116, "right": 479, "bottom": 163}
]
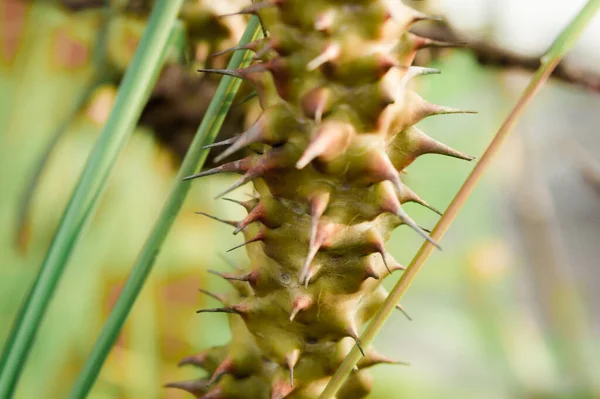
[
  {"left": 0, "top": 1, "right": 183, "bottom": 397},
  {"left": 319, "top": 1, "right": 600, "bottom": 397},
  {"left": 67, "top": 17, "right": 263, "bottom": 399}
]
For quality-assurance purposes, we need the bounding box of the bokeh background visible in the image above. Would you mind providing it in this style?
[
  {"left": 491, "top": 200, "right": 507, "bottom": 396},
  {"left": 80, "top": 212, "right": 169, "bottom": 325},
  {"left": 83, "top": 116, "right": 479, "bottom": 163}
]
[{"left": 1, "top": 0, "right": 599, "bottom": 398}]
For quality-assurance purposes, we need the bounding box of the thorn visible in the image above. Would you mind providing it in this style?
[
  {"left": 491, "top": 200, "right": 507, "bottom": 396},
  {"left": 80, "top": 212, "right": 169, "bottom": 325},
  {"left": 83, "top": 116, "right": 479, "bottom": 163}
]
[
  {"left": 398, "top": 185, "right": 443, "bottom": 216},
  {"left": 233, "top": 202, "right": 266, "bottom": 235},
  {"left": 214, "top": 175, "right": 255, "bottom": 199},
  {"left": 348, "top": 326, "right": 365, "bottom": 357},
  {"left": 226, "top": 231, "right": 265, "bottom": 252},
  {"left": 396, "top": 205, "right": 441, "bottom": 250},
  {"left": 198, "top": 288, "right": 227, "bottom": 304},
  {"left": 303, "top": 263, "right": 322, "bottom": 288},
  {"left": 395, "top": 304, "right": 413, "bottom": 321},
  {"left": 307, "top": 43, "right": 341, "bottom": 71},
  {"left": 285, "top": 349, "right": 300, "bottom": 386},
  {"left": 209, "top": 357, "right": 235, "bottom": 385},
  {"left": 196, "top": 306, "right": 240, "bottom": 315},
  {"left": 210, "top": 39, "right": 263, "bottom": 58},
  {"left": 178, "top": 353, "right": 207, "bottom": 368},
  {"left": 215, "top": 118, "right": 265, "bottom": 163},
  {"left": 370, "top": 231, "right": 392, "bottom": 274},
  {"left": 289, "top": 295, "right": 313, "bottom": 321},
  {"left": 430, "top": 104, "right": 478, "bottom": 116},
  {"left": 222, "top": 197, "right": 259, "bottom": 212},
  {"left": 401, "top": 66, "right": 441, "bottom": 87},
  {"left": 233, "top": 90, "right": 258, "bottom": 107},
  {"left": 300, "top": 223, "right": 336, "bottom": 284},
  {"left": 208, "top": 269, "right": 257, "bottom": 286},
  {"left": 301, "top": 87, "right": 330, "bottom": 123},
  {"left": 359, "top": 350, "right": 410, "bottom": 369},
  {"left": 368, "top": 150, "right": 404, "bottom": 194},
  {"left": 183, "top": 158, "right": 251, "bottom": 181},
  {"left": 195, "top": 212, "right": 238, "bottom": 228},
  {"left": 202, "top": 136, "right": 239, "bottom": 150},
  {"left": 165, "top": 380, "right": 209, "bottom": 397},
  {"left": 364, "top": 263, "right": 380, "bottom": 280},
  {"left": 296, "top": 122, "right": 353, "bottom": 169},
  {"left": 412, "top": 127, "right": 475, "bottom": 162}
]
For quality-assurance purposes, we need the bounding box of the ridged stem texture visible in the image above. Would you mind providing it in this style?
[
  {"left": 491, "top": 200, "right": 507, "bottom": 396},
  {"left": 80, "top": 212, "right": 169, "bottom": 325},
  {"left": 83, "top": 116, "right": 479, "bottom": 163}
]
[
  {"left": 174, "top": 1, "right": 481, "bottom": 398},
  {"left": 0, "top": 1, "right": 183, "bottom": 397}
]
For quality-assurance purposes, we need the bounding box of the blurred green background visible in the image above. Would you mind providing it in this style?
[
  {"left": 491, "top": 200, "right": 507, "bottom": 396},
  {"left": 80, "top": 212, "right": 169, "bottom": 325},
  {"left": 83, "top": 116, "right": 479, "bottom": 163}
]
[{"left": 1, "top": 1, "right": 599, "bottom": 398}]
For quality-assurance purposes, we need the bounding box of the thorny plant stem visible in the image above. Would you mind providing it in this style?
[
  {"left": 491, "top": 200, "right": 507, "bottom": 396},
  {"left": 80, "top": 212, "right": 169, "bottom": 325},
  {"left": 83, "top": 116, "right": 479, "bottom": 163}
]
[
  {"left": 0, "top": 1, "right": 183, "bottom": 397},
  {"left": 319, "top": 1, "right": 600, "bottom": 397},
  {"left": 68, "top": 17, "right": 263, "bottom": 399}
]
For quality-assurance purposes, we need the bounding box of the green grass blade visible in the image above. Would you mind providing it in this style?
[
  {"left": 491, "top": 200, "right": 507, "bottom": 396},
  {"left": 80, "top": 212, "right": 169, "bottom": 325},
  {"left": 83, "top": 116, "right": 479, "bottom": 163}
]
[
  {"left": 0, "top": 1, "right": 184, "bottom": 397},
  {"left": 319, "top": 1, "right": 600, "bottom": 398},
  {"left": 67, "top": 17, "right": 263, "bottom": 399}
]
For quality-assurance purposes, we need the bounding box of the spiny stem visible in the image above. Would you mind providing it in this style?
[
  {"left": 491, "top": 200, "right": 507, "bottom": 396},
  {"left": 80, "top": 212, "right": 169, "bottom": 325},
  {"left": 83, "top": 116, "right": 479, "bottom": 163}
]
[{"left": 319, "top": 1, "right": 600, "bottom": 397}]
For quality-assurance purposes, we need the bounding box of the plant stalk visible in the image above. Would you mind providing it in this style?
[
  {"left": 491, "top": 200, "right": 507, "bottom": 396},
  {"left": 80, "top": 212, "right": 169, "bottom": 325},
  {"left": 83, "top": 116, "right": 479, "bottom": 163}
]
[
  {"left": 0, "top": 1, "right": 183, "bottom": 397},
  {"left": 67, "top": 17, "right": 263, "bottom": 399},
  {"left": 319, "top": 1, "right": 600, "bottom": 397}
]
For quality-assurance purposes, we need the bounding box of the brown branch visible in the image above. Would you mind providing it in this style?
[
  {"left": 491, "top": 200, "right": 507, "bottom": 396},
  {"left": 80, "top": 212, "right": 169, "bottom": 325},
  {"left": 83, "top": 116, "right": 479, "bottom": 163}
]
[{"left": 412, "top": 22, "right": 600, "bottom": 93}]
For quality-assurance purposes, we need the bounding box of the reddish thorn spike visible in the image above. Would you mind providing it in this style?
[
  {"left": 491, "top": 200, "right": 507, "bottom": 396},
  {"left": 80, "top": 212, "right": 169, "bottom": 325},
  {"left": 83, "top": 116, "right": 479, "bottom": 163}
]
[
  {"left": 308, "top": 191, "right": 330, "bottom": 249},
  {"left": 364, "top": 264, "right": 380, "bottom": 280},
  {"left": 226, "top": 231, "right": 265, "bottom": 252},
  {"left": 178, "top": 353, "right": 207, "bottom": 368},
  {"left": 214, "top": 174, "right": 256, "bottom": 199},
  {"left": 371, "top": 233, "right": 392, "bottom": 275},
  {"left": 285, "top": 349, "right": 300, "bottom": 386},
  {"left": 215, "top": 118, "right": 265, "bottom": 163},
  {"left": 395, "top": 304, "right": 413, "bottom": 321},
  {"left": 196, "top": 306, "right": 240, "bottom": 315},
  {"left": 296, "top": 123, "right": 352, "bottom": 169},
  {"left": 198, "top": 64, "right": 268, "bottom": 82},
  {"left": 222, "top": 197, "right": 259, "bottom": 212},
  {"left": 165, "top": 380, "right": 209, "bottom": 396},
  {"left": 347, "top": 326, "right": 365, "bottom": 357},
  {"left": 307, "top": 43, "right": 341, "bottom": 71},
  {"left": 208, "top": 269, "right": 257, "bottom": 285},
  {"left": 300, "top": 222, "right": 336, "bottom": 284},
  {"left": 195, "top": 212, "right": 238, "bottom": 228},
  {"left": 218, "top": 1, "right": 277, "bottom": 18},
  {"left": 304, "top": 263, "right": 321, "bottom": 288},
  {"left": 368, "top": 151, "right": 404, "bottom": 193},
  {"left": 211, "top": 39, "right": 263, "bottom": 58},
  {"left": 202, "top": 136, "right": 238, "bottom": 150},
  {"left": 209, "top": 357, "right": 235, "bottom": 385},
  {"left": 252, "top": 43, "right": 274, "bottom": 60},
  {"left": 198, "top": 67, "right": 244, "bottom": 79},
  {"left": 289, "top": 295, "right": 313, "bottom": 321},
  {"left": 271, "top": 380, "right": 295, "bottom": 399},
  {"left": 198, "top": 288, "right": 226, "bottom": 304},
  {"left": 183, "top": 158, "right": 251, "bottom": 181},
  {"left": 234, "top": 202, "right": 265, "bottom": 235}
]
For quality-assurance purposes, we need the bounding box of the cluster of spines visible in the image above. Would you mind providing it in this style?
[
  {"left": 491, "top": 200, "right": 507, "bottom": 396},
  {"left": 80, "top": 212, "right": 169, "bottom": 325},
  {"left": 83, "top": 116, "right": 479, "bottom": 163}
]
[{"left": 170, "top": 1, "right": 474, "bottom": 398}]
